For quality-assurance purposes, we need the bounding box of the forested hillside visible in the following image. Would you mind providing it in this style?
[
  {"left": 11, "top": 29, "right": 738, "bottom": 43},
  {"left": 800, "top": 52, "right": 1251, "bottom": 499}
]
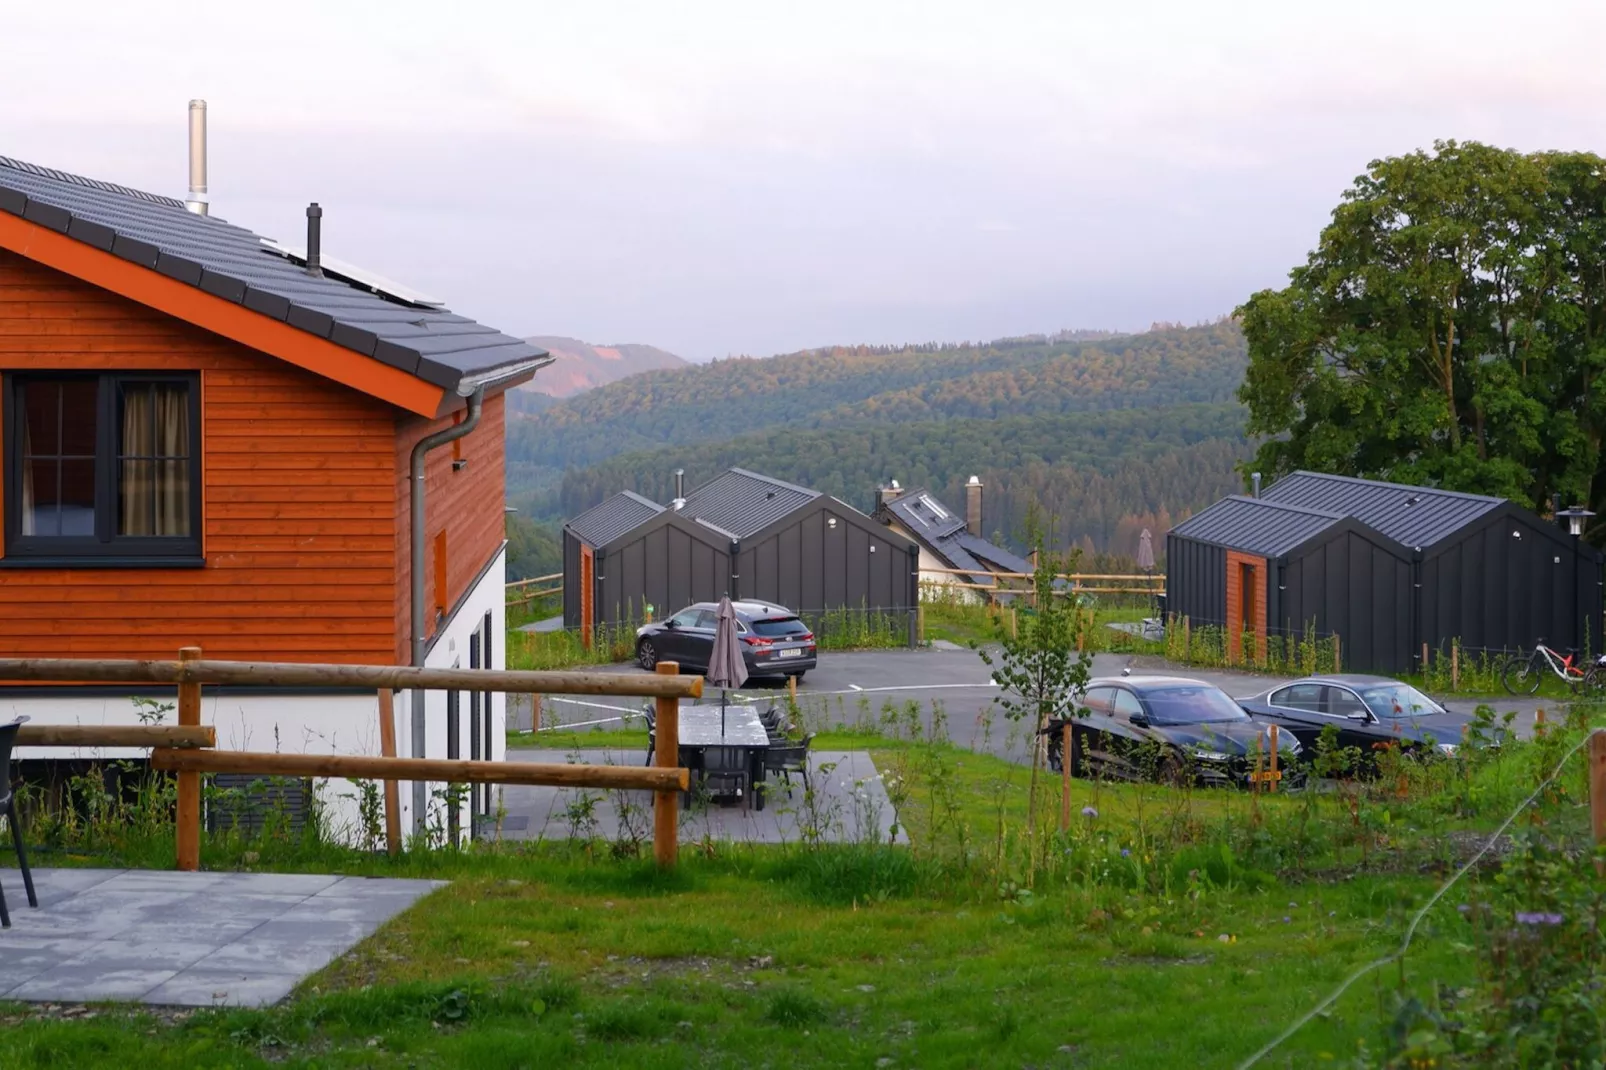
[
  {"left": 508, "top": 321, "right": 1252, "bottom": 556},
  {"left": 511, "top": 322, "right": 1247, "bottom": 472},
  {"left": 553, "top": 404, "right": 1249, "bottom": 557}
]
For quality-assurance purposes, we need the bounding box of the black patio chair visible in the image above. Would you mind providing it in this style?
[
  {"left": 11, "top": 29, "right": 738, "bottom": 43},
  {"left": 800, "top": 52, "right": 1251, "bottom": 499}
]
[
  {"left": 0, "top": 716, "right": 38, "bottom": 928},
  {"left": 642, "top": 706, "right": 657, "bottom": 766},
  {"left": 763, "top": 732, "right": 814, "bottom": 794},
  {"left": 698, "top": 746, "right": 750, "bottom": 806}
]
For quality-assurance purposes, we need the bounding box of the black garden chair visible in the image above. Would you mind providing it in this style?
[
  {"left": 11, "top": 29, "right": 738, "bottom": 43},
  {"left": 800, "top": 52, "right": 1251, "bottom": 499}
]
[
  {"left": 762, "top": 732, "right": 814, "bottom": 794},
  {"left": 0, "top": 716, "right": 38, "bottom": 928}
]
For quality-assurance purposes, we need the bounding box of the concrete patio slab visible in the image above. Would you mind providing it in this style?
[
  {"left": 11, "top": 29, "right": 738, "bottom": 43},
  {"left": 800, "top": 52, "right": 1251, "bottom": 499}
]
[
  {"left": 0, "top": 868, "right": 443, "bottom": 1007},
  {"left": 497, "top": 749, "right": 903, "bottom": 845}
]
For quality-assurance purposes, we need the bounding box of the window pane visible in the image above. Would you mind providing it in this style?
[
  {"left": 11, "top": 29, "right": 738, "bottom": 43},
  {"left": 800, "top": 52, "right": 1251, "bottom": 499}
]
[
  {"left": 118, "top": 382, "right": 191, "bottom": 538},
  {"left": 57, "top": 458, "right": 96, "bottom": 535},
  {"left": 22, "top": 458, "right": 58, "bottom": 535},
  {"left": 58, "top": 381, "right": 98, "bottom": 457}
]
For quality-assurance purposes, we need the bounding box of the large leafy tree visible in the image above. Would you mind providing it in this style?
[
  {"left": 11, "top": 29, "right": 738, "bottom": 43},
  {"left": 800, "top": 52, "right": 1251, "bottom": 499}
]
[{"left": 1239, "top": 140, "right": 1606, "bottom": 542}]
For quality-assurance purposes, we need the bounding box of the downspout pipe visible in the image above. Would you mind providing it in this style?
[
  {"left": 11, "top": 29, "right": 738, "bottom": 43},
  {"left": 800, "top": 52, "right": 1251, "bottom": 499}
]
[
  {"left": 410, "top": 385, "right": 484, "bottom": 830},
  {"left": 403, "top": 352, "right": 553, "bottom": 838}
]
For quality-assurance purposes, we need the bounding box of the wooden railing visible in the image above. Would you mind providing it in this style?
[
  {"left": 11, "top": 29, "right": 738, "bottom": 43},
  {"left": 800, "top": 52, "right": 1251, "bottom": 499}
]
[
  {"left": 507, "top": 572, "right": 562, "bottom": 612},
  {"left": 1, "top": 649, "right": 700, "bottom": 869},
  {"left": 918, "top": 567, "right": 1165, "bottom": 596}
]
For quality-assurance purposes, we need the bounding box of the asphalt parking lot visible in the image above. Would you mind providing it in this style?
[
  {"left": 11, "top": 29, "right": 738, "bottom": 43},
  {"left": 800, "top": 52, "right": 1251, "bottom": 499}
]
[{"left": 511, "top": 645, "right": 1552, "bottom": 764}]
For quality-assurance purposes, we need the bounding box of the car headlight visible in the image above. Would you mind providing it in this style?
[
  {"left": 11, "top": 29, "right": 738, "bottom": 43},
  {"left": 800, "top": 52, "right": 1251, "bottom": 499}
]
[{"left": 1189, "top": 748, "right": 1230, "bottom": 762}]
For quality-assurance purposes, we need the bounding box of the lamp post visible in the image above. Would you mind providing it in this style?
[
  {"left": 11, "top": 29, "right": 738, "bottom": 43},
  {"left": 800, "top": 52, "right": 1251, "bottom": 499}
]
[{"left": 1558, "top": 506, "right": 1596, "bottom": 654}]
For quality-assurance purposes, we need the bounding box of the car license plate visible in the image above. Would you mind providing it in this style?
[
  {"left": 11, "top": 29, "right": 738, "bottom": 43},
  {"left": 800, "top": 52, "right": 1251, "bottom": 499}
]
[{"left": 777, "top": 648, "right": 803, "bottom": 658}]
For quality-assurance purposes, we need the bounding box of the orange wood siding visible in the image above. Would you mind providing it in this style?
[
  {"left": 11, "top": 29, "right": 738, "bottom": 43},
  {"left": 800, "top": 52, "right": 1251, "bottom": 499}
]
[
  {"left": 392, "top": 392, "right": 507, "bottom": 663},
  {"left": 1225, "top": 549, "right": 1269, "bottom": 664},
  {"left": 0, "top": 248, "right": 403, "bottom": 662}
]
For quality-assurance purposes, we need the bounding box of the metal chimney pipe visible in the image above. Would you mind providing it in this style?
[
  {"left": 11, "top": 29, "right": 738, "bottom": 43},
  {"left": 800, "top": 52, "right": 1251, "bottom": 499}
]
[
  {"left": 674, "top": 469, "right": 685, "bottom": 501},
  {"left": 185, "top": 100, "right": 209, "bottom": 216},
  {"left": 305, "top": 203, "right": 323, "bottom": 277},
  {"left": 1251, "top": 472, "right": 1262, "bottom": 498}
]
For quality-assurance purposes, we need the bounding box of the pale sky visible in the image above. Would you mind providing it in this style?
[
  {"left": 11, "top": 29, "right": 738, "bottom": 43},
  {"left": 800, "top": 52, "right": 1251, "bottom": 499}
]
[{"left": 5, "top": 1, "right": 1605, "bottom": 360}]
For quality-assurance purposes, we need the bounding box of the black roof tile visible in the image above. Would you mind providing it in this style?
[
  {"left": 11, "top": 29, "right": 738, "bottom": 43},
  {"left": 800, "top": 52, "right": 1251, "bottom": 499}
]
[
  {"left": 1259, "top": 471, "right": 1502, "bottom": 548},
  {"left": 680, "top": 468, "right": 820, "bottom": 539},
  {"left": 880, "top": 488, "right": 1034, "bottom": 582},
  {"left": 0, "top": 153, "right": 546, "bottom": 393},
  {"left": 567, "top": 491, "right": 665, "bottom": 547},
  {"left": 1170, "top": 496, "right": 1347, "bottom": 557}
]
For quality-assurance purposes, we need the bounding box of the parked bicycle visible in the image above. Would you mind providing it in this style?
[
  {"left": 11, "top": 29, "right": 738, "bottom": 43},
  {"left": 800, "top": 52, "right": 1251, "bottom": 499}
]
[{"left": 1501, "top": 640, "right": 1606, "bottom": 695}]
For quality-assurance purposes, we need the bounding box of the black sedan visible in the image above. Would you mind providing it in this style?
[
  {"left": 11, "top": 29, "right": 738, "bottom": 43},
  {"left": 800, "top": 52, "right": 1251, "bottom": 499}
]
[
  {"left": 1044, "top": 676, "right": 1303, "bottom": 789},
  {"left": 1236, "top": 675, "right": 1471, "bottom": 760},
  {"left": 635, "top": 601, "right": 818, "bottom": 680}
]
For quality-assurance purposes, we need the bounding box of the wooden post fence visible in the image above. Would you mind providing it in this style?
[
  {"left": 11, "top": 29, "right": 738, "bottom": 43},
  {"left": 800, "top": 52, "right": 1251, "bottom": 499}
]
[
  {"left": 654, "top": 661, "right": 681, "bottom": 868},
  {"left": 0, "top": 651, "right": 703, "bottom": 870},
  {"left": 1059, "top": 721, "right": 1073, "bottom": 832},
  {"left": 377, "top": 689, "right": 402, "bottom": 856},
  {"left": 1451, "top": 642, "right": 1460, "bottom": 691},
  {"left": 176, "top": 646, "right": 202, "bottom": 872},
  {"left": 1332, "top": 633, "right": 1341, "bottom": 674}
]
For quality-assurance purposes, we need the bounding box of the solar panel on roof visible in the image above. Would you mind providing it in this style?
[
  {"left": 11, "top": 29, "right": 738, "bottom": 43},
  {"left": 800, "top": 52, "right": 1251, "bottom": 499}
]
[{"left": 259, "top": 238, "right": 445, "bottom": 309}]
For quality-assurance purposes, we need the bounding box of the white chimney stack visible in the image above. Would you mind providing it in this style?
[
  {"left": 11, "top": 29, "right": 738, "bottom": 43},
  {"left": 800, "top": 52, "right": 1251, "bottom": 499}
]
[{"left": 185, "top": 99, "right": 209, "bottom": 216}]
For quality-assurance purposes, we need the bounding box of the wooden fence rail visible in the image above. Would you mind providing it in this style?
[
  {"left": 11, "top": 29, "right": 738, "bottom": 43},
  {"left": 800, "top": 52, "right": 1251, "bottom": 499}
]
[
  {"left": 16, "top": 725, "right": 215, "bottom": 748},
  {"left": 0, "top": 658, "right": 701, "bottom": 698},
  {"left": 2, "top": 651, "right": 696, "bottom": 870}
]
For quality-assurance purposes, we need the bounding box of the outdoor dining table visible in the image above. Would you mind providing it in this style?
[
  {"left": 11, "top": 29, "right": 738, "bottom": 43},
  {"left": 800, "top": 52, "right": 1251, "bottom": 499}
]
[{"left": 678, "top": 704, "right": 771, "bottom": 809}]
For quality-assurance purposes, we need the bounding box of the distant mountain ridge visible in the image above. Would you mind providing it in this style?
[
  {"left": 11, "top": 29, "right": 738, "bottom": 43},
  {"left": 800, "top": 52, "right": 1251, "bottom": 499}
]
[
  {"left": 504, "top": 321, "right": 1252, "bottom": 559},
  {"left": 523, "top": 336, "right": 686, "bottom": 397}
]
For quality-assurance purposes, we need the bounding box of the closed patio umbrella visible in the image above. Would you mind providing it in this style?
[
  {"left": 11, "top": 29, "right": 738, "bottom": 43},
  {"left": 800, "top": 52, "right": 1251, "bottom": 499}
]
[
  {"left": 1136, "top": 528, "right": 1155, "bottom": 571},
  {"left": 707, "top": 596, "right": 749, "bottom": 738}
]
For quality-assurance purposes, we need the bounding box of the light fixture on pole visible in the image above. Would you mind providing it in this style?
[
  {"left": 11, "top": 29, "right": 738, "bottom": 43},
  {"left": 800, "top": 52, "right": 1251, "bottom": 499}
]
[{"left": 1558, "top": 506, "right": 1595, "bottom": 537}]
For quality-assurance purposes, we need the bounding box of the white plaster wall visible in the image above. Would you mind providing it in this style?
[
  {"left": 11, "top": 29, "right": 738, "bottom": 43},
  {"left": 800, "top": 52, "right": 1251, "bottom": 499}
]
[
  {"left": 393, "top": 545, "right": 507, "bottom": 844},
  {"left": 9, "top": 546, "right": 509, "bottom": 849}
]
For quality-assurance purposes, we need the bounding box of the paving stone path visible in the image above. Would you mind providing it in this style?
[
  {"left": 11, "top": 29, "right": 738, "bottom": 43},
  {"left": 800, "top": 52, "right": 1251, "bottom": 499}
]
[{"left": 0, "top": 868, "right": 441, "bottom": 1007}]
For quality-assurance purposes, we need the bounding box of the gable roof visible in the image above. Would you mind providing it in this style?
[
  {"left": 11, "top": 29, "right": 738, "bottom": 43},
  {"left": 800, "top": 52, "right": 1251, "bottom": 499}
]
[
  {"left": 566, "top": 490, "right": 664, "bottom": 547},
  {"left": 879, "top": 488, "right": 1034, "bottom": 583},
  {"left": 680, "top": 468, "right": 821, "bottom": 539},
  {"left": 1259, "top": 471, "right": 1503, "bottom": 548},
  {"left": 0, "top": 155, "right": 547, "bottom": 408},
  {"left": 1170, "top": 495, "right": 1349, "bottom": 557}
]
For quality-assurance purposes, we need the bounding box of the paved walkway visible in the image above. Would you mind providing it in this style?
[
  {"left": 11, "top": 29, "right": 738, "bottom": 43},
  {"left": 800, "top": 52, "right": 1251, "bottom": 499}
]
[
  {"left": 496, "top": 749, "right": 903, "bottom": 845},
  {"left": 0, "top": 868, "right": 441, "bottom": 1007}
]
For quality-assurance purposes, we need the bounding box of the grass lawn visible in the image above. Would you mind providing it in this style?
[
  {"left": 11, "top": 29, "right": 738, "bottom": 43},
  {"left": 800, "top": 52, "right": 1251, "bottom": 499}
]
[
  {"left": 4, "top": 704, "right": 1595, "bottom": 1067},
  {"left": 0, "top": 849, "right": 1467, "bottom": 1069}
]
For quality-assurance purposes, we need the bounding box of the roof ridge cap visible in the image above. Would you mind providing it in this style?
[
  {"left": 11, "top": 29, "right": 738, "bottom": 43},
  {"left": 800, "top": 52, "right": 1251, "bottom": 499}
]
[
  {"left": 1280, "top": 470, "right": 1504, "bottom": 505},
  {"left": 0, "top": 153, "right": 187, "bottom": 210}
]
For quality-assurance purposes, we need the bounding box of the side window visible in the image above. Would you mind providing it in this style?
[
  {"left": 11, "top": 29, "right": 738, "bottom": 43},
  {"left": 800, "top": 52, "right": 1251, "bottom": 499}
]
[
  {"left": 1325, "top": 687, "right": 1368, "bottom": 718},
  {"left": 693, "top": 610, "right": 719, "bottom": 630},
  {"left": 1081, "top": 688, "right": 1116, "bottom": 716},
  {"left": 669, "top": 609, "right": 700, "bottom": 628},
  {"left": 1273, "top": 684, "right": 1324, "bottom": 713},
  {"left": 1112, "top": 690, "right": 1145, "bottom": 721}
]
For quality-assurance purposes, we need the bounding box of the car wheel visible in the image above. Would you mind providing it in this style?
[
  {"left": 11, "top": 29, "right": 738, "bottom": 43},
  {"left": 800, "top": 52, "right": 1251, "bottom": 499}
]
[{"left": 636, "top": 639, "right": 658, "bottom": 670}]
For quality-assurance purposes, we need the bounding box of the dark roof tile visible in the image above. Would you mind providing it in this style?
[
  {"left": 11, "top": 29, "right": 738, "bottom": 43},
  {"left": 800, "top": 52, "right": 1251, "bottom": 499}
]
[
  {"left": 680, "top": 468, "right": 820, "bottom": 539},
  {"left": 1170, "top": 496, "right": 1347, "bottom": 557},
  {"left": 567, "top": 491, "right": 665, "bottom": 547},
  {"left": 1259, "top": 471, "right": 1502, "bottom": 548},
  {"left": 0, "top": 153, "right": 547, "bottom": 392}
]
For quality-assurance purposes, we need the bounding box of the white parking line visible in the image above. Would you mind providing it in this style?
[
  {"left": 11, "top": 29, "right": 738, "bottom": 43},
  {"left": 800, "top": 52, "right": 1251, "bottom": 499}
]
[{"left": 821, "top": 682, "right": 997, "bottom": 696}]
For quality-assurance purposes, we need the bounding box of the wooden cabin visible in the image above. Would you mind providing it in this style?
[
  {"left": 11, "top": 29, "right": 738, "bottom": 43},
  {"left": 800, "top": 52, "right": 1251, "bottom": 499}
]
[{"left": 0, "top": 153, "right": 550, "bottom": 842}]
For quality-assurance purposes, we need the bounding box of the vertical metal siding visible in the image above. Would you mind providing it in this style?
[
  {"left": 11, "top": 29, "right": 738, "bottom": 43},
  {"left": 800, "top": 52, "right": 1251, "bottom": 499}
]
[{"left": 562, "top": 530, "right": 582, "bottom": 628}]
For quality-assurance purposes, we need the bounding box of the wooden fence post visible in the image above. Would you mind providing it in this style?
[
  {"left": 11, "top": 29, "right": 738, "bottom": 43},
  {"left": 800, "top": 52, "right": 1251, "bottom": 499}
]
[
  {"left": 1422, "top": 642, "right": 1430, "bottom": 674},
  {"left": 1451, "top": 642, "right": 1460, "bottom": 691},
  {"left": 654, "top": 661, "right": 681, "bottom": 868},
  {"left": 1060, "top": 722, "right": 1073, "bottom": 832},
  {"left": 1591, "top": 730, "right": 1606, "bottom": 877},
  {"left": 176, "top": 646, "right": 202, "bottom": 872},
  {"left": 1536, "top": 708, "right": 1547, "bottom": 737},
  {"left": 1333, "top": 633, "right": 1341, "bottom": 674},
  {"left": 377, "top": 689, "right": 401, "bottom": 855},
  {"left": 917, "top": 603, "right": 926, "bottom": 645},
  {"left": 1268, "top": 724, "right": 1279, "bottom": 793}
]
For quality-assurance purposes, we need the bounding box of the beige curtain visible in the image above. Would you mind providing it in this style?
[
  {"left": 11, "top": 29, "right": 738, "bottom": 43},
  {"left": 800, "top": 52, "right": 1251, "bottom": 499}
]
[
  {"left": 19, "top": 406, "right": 33, "bottom": 537},
  {"left": 119, "top": 384, "right": 189, "bottom": 537}
]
